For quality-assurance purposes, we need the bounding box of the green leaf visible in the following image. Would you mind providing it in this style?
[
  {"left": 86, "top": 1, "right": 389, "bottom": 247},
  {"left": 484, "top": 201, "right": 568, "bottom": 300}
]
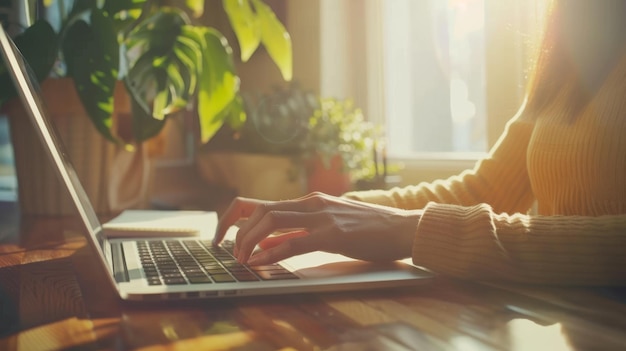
[
  {"left": 251, "top": 0, "right": 292, "bottom": 81},
  {"left": 129, "top": 84, "right": 166, "bottom": 142},
  {"left": 154, "top": 72, "right": 189, "bottom": 118},
  {"left": 127, "top": 7, "right": 188, "bottom": 56},
  {"left": 196, "top": 28, "right": 240, "bottom": 143},
  {"left": 152, "top": 87, "right": 168, "bottom": 120},
  {"left": 124, "top": 50, "right": 156, "bottom": 115},
  {"left": 0, "top": 20, "right": 58, "bottom": 104},
  {"left": 224, "top": 95, "right": 247, "bottom": 129},
  {"left": 200, "top": 95, "right": 246, "bottom": 143},
  {"left": 185, "top": 0, "right": 205, "bottom": 17},
  {"left": 147, "top": 68, "right": 168, "bottom": 120},
  {"left": 166, "top": 61, "right": 186, "bottom": 100},
  {"left": 173, "top": 36, "right": 202, "bottom": 94},
  {"left": 223, "top": 0, "right": 261, "bottom": 62},
  {"left": 161, "top": 57, "right": 191, "bottom": 115},
  {"left": 125, "top": 9, "right": 194, "bottom": 123},
  {"left": 62, "top": 10, "right": 119, "bottom": 142}
]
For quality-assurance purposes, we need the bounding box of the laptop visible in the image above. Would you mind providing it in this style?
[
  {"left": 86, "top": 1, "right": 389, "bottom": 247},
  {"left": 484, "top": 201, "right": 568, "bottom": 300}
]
[{"left": 0, "top": 26, "right": 433, "bottom": 301}]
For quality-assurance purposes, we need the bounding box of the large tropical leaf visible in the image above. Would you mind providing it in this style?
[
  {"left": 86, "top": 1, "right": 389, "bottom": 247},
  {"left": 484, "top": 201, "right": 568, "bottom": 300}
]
[
  {"left": 62, "top": 10, "right": 119, "bottom": 142},
  {"left": 124, "top": 9, "right": 197, "bottom": 125},
  {"left": 127, "top": 7, "right": 188, "bottom": 56},
  {"left": 194, "top": 27, "right": 242, "bottom": 143},
  {"left": 223, "top": 0, "right": 261, "bottom": 62},
  {"left": 251, "top": 0, "right": 292, "bottom": 81}
]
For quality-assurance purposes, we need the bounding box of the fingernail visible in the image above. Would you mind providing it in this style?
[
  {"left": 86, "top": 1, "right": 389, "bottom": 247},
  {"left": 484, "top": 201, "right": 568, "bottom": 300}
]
[
  {"left": 246, "top": 256, "right": 260, "bottom": 266},
  {"left": 247, "top": 253, "right": 265, "bottom": 266}
]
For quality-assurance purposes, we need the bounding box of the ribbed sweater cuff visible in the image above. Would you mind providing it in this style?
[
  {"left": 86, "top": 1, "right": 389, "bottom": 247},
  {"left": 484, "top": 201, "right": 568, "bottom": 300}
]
[{"left": 412, "top": 202, "right": 498, "bottom": 279}]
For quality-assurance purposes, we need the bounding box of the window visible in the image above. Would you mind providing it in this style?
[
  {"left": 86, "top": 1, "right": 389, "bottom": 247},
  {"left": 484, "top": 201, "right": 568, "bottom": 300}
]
[
  {"left": 319, "top": 0, "right": 550, "bottom": 184},
  {"left": 381, "top": 0, "right": 550, "bottom": 160},
  {"left": 383, "top": 0, "right": 487, "bottom": 154}
]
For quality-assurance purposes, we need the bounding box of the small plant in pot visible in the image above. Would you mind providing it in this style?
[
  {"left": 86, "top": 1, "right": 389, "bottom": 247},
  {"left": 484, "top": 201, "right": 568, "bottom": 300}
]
[
  {"left": 0, "top": 0, "right": 292, "bottom": 214},
  {"left": 303, "top": 97, "right": 383, "bottom": 195}
]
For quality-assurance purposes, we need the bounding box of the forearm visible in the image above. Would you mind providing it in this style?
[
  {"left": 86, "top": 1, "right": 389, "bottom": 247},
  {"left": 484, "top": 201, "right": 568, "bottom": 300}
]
[
  {"left": 344, "top": 117, "right": 536, "bottom": 214},
  {"left": 413, "top": 202, "right": 626, "bottom": 285}
]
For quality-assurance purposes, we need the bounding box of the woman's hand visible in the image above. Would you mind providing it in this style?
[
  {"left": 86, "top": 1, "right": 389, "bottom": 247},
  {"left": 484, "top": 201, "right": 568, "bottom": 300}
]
[{"left": 212, "top": 192, "right": 421, "bottom": 266}]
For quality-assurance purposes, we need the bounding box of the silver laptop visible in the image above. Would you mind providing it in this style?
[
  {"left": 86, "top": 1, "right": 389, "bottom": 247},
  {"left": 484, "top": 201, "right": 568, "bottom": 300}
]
[{"left": 0, "top": 26, "right": 433, "bottom": 301}]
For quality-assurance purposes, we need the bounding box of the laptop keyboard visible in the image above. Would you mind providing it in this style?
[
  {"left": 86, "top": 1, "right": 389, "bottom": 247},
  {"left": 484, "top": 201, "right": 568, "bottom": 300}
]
[{"left": 136, "top": 240, "right": 299, "bottom": 285}]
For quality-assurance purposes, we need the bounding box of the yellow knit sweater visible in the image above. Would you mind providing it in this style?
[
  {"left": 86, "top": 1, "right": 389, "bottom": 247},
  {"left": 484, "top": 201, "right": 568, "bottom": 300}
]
[{"left": 344, "top": 59, "right": 626, "bottom": 286}]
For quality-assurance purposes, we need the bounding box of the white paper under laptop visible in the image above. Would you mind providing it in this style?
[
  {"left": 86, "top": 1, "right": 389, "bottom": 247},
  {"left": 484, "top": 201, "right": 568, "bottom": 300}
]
[{"left": 0, "top": 25, "right": 433, "bottom": 301}]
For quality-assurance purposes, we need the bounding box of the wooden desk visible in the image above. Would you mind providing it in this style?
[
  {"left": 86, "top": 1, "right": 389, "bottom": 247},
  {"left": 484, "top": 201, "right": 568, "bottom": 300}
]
[{"left": 1, "top": 202, "right": 625, "bottom": 350}]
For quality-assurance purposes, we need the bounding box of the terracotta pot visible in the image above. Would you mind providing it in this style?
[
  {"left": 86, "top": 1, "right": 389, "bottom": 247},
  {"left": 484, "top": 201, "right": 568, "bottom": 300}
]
[
  {"left": 306, "top": 154, "right": 351, "bottom": 196},
  {"left": 4, "top": 78, "right": 153, "bottom": 215}
]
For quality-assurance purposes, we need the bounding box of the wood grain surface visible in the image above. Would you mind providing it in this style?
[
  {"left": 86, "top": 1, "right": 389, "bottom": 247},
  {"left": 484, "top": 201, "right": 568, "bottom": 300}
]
[{"left": 1, "top": 201, "right": 625, "bottom": 350}]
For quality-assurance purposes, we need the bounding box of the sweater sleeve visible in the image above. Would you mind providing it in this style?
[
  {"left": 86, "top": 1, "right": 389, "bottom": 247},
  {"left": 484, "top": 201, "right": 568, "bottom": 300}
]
[
  {"left": 414, "top": 202, "right": 626, "bottom": 285},
  {"left": 344, "top": 114, "right": 536, "bottom": 215}
]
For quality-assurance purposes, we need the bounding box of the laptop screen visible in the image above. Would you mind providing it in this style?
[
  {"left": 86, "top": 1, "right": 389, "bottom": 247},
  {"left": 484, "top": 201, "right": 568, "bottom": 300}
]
[{"left": 0, "top": 26, "right": 108, "bottom": 252}]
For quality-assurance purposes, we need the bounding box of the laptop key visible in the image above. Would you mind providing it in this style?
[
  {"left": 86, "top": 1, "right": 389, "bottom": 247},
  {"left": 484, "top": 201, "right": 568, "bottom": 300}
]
[
  {"left": 164, "top": 278, "right": 187, "bottom": 285},
  {"left": 162, "top": 273, "right": 184, "bottom": 278},
  {"left": 201, "top": 263, "right": 222, "bottom": 270},
  {"left": 210, "top": 274, "right": 236, "bottom": 283},
  {"left": 158, "top": 270, "right": 179, "bottom": 275},
  {"left": 188, "top": 276, "right": 212, "bottom": 284},
  {"left": 232, "top": 272, "right": 260, "bottom": 282},
  {"left": 205, "top": 268, "right": 229, "bottom": 275},
  {"left": 147, "top": 278, "right": 162, "bottom": 285},
  {"left": 184, "top": 269, "right": 205, "bottom": 274}
]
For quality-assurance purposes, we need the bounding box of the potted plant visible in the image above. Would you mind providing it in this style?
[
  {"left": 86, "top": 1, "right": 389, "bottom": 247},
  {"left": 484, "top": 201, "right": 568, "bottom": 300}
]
[
  {"left": 198, "top": 84, "right": 384, "bottom": 199},
  {"left": 303, "top": 97, "right": 382, "bottom": 195},
  {"left": 0, "top": 0, "right": 292, "bottom": 214}
]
